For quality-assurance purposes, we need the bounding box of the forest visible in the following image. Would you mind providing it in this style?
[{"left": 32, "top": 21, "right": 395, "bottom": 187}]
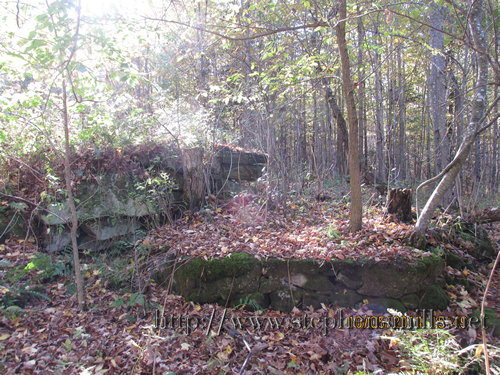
[{"left": 0, "top": 0, "right": 500, "bottom": 373}]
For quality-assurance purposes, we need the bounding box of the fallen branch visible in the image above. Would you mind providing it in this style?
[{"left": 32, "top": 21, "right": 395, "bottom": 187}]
[{"left": 470, "top": 207, "right": 500, "bottom": 223}]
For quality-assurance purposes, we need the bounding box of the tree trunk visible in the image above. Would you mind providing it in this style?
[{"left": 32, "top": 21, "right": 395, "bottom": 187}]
[
  {"left": 387, "top": 42, "right": 396, "bottom": 180},
  {"left": 62, "top": 78, "right": 84, "bottom": 308},
  {"left": 430, "top": 1, "right": 452, "bottom": 205},
  {"left": 415, "top": 0, "right": 489, "bottom": 233},
  {"left": 386, "top": 188, "right": 412, "bottom": 223},
  {"left": 374, "top": 48, "right": 386, "bottom": 182},
  {"left": 357, "top": 11, "right": 365, "bottom": 166},
  {"left": 325, "top": 87, "right": 349, "bottom": 175},
  {"left": 492, "top": 85, "right": 499, "bottom": 192},
  {"left": 397, "top": 47, "right": 406, "bottom": 180},
  {"left": 336, "top": 0, "right": 362, "bottom": 232}
]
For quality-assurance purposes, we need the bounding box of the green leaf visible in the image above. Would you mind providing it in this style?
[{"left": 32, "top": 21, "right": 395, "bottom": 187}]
[
  {"left": 35, "top": 14, "right": 49, "bottom": 22},
  {"left": 28, "top": 31, "right": 36, "bottom": 40},
  {"left": 65, "top": 282, "right": 77, "bottom": 297},
  {"left": 110, "top": 297, "right": 125, "bottom": 308},
  {"left": 8, "top": 202, "right": 26, "bottom": 211},
  {"left": 25, "top": 39, "right": 47, "bottom": 53}
]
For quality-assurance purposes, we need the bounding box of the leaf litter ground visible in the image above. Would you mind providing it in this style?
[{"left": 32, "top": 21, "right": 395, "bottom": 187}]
[{"left": 1, "top": 199, "right": 499, "bottom": 374}]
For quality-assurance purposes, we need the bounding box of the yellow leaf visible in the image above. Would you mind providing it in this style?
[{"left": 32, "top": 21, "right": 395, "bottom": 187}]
[
  {"left": 448, "top": 292, "right": 458, "bottom": 300},
  {"left": 0, "top": 333, "right": 10, "bottom": 340},
  {"left": 475, "top": 344, "right": 483, "bottom": 357},
  {"left": 130, "top": 339, "right": 141, "bottom": 348},
  {"left": 363, "top": 299, "right": 369, "bottom": 304},
  {"left": 85, "top": 271, "right": 90, "bottom": 278},
  {"left": 462, "top": 270, "right": 470, "bottom": 276},
  {"left": 193, "top": 304, "right": 201, "bottom": 311},
  {"left": 217, "top": 351, "right": 228, "bottom": 360}
]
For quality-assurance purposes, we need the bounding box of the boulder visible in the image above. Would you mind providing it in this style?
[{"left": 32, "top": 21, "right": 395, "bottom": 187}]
[{"left": 81, "top": 218, "right": 141, "bottom": 241}]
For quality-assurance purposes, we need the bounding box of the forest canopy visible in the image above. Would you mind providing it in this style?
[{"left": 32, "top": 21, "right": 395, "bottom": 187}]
[{"left": 0, "top": 0, "right": 499, "bottom": 229}]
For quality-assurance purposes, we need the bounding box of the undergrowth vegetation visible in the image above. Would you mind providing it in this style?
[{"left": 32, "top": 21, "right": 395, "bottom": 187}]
[{"left": 0, "top": 237, "right": 160, "bottom": 316}]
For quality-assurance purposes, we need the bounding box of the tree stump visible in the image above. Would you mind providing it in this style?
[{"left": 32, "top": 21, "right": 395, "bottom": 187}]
[
  {"left": 386, "top": 188, "right": 412, "bottom": 223},
  {"left": 182, "top": 147, "right": 205, "bottom": 211}
]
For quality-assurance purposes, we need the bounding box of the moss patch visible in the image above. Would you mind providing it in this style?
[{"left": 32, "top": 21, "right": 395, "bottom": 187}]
[
  {"left": 473, "top": 308, "right": 500, "bottom": 337},
  {"left": 420, "top": 285, "right": 449, "bottom": 310},
  {"left": 446, "top": 252, "right": 464, "bottom": 269},
  {"left": 178, "top": 252, "right": 259, "bottom": 282},
  {"left": 401, "top": 294, "right": 420, "bottom": 309}
]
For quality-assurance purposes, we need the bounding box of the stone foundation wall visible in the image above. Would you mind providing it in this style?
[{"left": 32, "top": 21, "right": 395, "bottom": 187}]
[
  {"left": 33, "top": 146, "right": 267, "bottom": 252},
  {"left": 154, "top": 252, "right": 448, "bottom": 313}
]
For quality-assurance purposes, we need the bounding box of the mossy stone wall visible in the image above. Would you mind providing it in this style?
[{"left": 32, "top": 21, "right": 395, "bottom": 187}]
[{"left": 155, "top": 252, "right": 447, "bottom": 313}]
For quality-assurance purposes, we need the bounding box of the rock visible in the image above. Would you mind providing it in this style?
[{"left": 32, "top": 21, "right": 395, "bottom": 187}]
[
  {"left": 270, "top": 288, "right": 304, "bottom": 312},
  {"left": 336, "top": 272, "right": 363, "bottom": 289},
  {"left": 446, "top": 252, "right": 464, "bottom": 269},
  {"left": 401, "top": 294, "right": 420, "bottom": 309},
  {"left": 302, "top": 291, "right": 331, "bottom": 310},
  {"left": 408, "top": 230, "right": 427, "bottom": 250},
  {"left": 357, "top": 254, "right": 445, "bottom": 299},
  {"left": 174, "top": 252, "right": 261, "bottom": 305},
  {"left": 459, "top": 223, "right": 497, "bottom": 261},
  {"left": 44, "top": 226, "right": 74, "bottom": 253},
  {"left": 364, "top": 298, "right": 407, "bottom": 313},
  {"left": 81, "top": 218, "right": 141, "bottom": 241},
  {"left": 219, "top": 164, "right": 266, "bottom": 181},
  {"left": 216, "top": 147, "right": 267, "bottom": 165},
  {"left": 329, "top": 290, "right": 363, "bottom": 307},
  {"left": 420, "top": 285, "right": 449, "bottom": 310},
  {"left": 38, "top": 174, "right": 158, "bottom": 226},
  {"left": 301, "top": 274, "right": 336, "bottom": 291},
  {"left": 243, "top": 292, "right": 269, "bottom": 311}
]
